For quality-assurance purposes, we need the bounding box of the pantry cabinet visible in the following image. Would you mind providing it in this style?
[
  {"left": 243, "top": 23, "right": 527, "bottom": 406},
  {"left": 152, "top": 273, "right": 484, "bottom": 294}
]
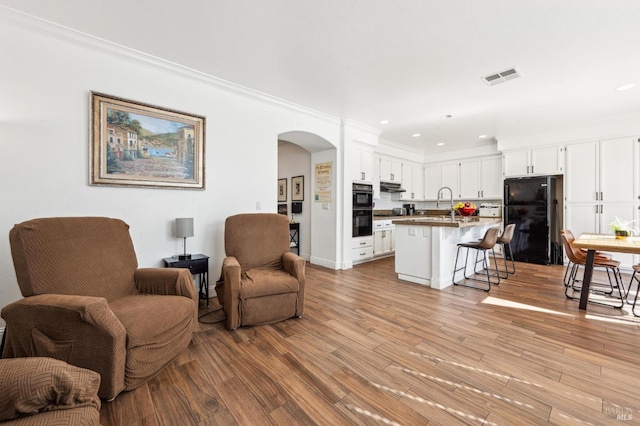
[{"left": 564, "top": 137, "right": 638, "bottom": 267}]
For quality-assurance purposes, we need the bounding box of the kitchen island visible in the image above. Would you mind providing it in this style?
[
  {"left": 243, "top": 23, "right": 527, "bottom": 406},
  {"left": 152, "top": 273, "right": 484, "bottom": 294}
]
[{"left": 392, "top": 217, "right": 501, "bottom": 290}]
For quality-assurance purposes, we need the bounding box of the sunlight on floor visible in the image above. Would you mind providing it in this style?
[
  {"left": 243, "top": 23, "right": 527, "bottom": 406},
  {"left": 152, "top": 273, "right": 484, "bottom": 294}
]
[
  {"left": 391, "top": 365, "right": 535, "bottom": 409},
  {"left": 370, "top": 381, "right": 498, "bottom": 426},
  {"left": 481, "top": 295, "right": 640, "bottom": 326},
  {"left": 481, "top": 296, "right": 573, "bottom": 317},
  {"left": 411, "top": 352, "right": 544, "bottom": 388},
  {"left": 344, "top": 404, "right": 400, "bottom": 426}
]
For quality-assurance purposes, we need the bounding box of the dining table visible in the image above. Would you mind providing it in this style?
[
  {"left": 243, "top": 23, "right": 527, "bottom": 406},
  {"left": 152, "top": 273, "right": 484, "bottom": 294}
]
[{"left": 572, "top": 233, "right": 640, "bottom": 310}]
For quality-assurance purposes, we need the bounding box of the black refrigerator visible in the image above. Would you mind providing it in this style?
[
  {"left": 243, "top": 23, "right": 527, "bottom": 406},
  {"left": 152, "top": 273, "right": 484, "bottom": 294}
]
[{"left": 504, "top": 176, "right": 562, "bottom": 265}]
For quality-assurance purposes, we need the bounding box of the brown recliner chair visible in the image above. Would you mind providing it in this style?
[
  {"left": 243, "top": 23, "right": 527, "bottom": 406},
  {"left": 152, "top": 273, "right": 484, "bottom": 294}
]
[
  {"left": 1, "top": 217, "right": 199, "bottom": 400},
  {"left": 218, "top": 213, "right": 305, "bottom": 330},
  {"left": 0, "top": 357, "right": 101, "bottom": 425}
]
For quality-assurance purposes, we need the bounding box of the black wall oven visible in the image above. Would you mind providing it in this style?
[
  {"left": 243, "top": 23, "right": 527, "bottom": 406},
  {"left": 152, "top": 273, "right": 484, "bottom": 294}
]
[{"left": 353, "top": 183, "right": 373, "bottom": 237}]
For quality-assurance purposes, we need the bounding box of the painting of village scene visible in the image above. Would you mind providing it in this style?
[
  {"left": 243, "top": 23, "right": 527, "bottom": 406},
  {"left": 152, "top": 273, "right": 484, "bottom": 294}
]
[{"left": 91, "top": 92, "right": 205, "bottom": 189}]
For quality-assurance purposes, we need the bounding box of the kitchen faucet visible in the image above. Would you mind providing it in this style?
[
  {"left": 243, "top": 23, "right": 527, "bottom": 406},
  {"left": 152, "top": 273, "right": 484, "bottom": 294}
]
[{"left": 436, "top": 186, "right": 455, "bottom": 220}]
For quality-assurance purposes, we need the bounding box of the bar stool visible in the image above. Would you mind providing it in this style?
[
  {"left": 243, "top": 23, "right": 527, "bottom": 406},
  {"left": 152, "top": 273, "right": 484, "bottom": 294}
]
[
  {"left": 627, "top": 265, "right": 640, "bottom": 316},
  {"left": 496, "top": 224, "right": 516, "bottom": 279},
  {"left": 452, "top": 227, "right": 500, "bottom": 291}
]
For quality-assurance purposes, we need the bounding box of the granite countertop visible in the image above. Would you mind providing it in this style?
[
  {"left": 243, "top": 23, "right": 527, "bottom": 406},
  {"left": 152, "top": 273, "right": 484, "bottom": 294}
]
[{"left": 391, "top": 217, "right": 502, "bottom": 228}]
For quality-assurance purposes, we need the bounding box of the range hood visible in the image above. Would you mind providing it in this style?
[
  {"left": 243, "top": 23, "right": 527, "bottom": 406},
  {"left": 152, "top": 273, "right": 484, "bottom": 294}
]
[{"left": 380, "top": 182, "right": 406, "bottom": 193}]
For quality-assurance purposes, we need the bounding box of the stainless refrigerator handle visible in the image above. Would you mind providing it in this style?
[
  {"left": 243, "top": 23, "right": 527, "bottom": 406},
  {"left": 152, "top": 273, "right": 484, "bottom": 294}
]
[
  {"left": 600, "top": 205, "right": 603, "bottom": 214},
  {"left": 595, "top": 205, "right": 598, "bottom": 213},
  {"left": 595, "top": 192, "right": 599, "bottom": 200},
  {"left": 600, "top": 192, "right": 603, "bottom": 200}
]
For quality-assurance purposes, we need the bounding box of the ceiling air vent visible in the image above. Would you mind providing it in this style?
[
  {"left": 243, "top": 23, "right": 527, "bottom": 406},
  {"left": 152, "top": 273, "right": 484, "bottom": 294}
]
[{"left": 482, "top": 67, "right": 521, "bottom": 86}]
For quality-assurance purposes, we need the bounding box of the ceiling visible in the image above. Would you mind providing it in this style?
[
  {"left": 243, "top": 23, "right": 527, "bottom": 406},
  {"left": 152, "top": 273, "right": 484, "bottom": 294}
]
[{"left": 2, "top": 0, "right": 640, "bottom": 152}]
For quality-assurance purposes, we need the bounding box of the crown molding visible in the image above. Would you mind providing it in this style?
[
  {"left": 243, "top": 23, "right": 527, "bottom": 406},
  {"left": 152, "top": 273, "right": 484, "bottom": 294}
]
[{"left": 0, "top": 5, "right": 343, "bottom": 126}]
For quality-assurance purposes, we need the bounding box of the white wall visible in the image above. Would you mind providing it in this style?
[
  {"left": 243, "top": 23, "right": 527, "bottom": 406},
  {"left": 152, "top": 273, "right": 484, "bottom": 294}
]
[{"left": 0, "top": 14, "right": 346, "bottom": 315}]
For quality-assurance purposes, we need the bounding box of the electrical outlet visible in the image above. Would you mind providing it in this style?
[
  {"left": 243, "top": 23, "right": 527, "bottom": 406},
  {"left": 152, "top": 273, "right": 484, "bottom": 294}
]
[{"left": 256, "top": 202, "right": 261, "bottom": 210}]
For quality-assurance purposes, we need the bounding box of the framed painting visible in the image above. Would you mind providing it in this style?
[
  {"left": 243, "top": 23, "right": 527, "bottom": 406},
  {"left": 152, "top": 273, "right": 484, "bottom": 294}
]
[
  {"left": 90, "top": 92, "right": 205, "bottom": 189},
  {"left": 292, "top": 175, "right": 304, "bottom": 201},
  {"left": 278, "top": 178, "right": 287, "bottom": 202}
]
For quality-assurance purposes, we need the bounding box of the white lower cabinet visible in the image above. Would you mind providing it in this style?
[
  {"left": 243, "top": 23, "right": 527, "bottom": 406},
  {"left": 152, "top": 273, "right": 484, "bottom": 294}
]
[
  {"left": 352, "top": 236, "right": 374, "bottom": 264},
  {"left": 373, "top": 220, "right": 395, "bottom": 256}
]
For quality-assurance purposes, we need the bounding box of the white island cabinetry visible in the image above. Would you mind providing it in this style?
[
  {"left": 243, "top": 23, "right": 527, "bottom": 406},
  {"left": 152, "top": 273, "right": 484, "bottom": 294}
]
[{"left": 394, "top": 218, "right": 501, "bottom": 290}]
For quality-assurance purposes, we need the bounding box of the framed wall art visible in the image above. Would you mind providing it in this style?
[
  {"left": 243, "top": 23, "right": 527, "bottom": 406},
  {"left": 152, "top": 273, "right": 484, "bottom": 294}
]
[
  {"left": 278, "top": 178, "right": 287, "bottom": 202},
  {"left": 291, "top": 175, "right": 304, "bottom": 201},
  {"left": 90, "top": 92, "right": 205, "bottom": 189}
]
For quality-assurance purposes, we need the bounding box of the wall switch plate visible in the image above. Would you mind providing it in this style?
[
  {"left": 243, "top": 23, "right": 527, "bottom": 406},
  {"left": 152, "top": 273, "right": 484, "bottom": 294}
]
[
  {"left": 256, "top": 202, "right": 261, "bottom": 210},
  {"left": 322, "top": 203, "right": 329, "bottom": 210}
]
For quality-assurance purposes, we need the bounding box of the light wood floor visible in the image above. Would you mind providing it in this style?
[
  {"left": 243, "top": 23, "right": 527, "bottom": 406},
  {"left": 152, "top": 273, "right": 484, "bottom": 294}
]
[{"left": 100, "top": 258, "right": 640, "bottom": 425}]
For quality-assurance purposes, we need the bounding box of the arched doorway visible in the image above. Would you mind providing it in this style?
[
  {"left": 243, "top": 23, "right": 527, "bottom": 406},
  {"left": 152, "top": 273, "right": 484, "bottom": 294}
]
[{"left": 278, "top": 131, "right": 339, "bottom": 269}]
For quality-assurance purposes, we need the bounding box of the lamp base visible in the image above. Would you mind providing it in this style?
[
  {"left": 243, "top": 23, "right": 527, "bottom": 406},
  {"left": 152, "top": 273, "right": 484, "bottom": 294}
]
[{"left": 178, "top": 254, "right": 192, "bottom": 260}]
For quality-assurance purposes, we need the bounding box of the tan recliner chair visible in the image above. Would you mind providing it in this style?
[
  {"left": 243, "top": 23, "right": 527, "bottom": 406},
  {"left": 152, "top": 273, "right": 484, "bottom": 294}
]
[
  {"left": 0, "top": 357, "right": 101, "bottom": 425},
  {"left": 1, "top": 217, "right": 199, "bottom": 400},
  {"left": 218, "top": 213, "right": 305, "bottom": 330}
]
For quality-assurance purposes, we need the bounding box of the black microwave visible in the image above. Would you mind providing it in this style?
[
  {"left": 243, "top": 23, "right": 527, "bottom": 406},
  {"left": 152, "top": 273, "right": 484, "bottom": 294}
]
[{"left": 353, "top": 183, "right": 373, "bottom": 208}]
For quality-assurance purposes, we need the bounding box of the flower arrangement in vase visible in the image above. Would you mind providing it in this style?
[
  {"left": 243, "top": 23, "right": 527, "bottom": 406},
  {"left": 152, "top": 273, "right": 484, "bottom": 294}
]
[{"left": 610, "top": 216, "right": 638, "bottom": 239}]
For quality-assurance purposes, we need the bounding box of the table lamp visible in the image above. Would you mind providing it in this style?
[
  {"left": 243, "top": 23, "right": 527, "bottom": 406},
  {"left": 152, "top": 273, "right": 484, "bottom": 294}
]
[{"left": 175, "top": 217, "right": 194, "bottom": 260}]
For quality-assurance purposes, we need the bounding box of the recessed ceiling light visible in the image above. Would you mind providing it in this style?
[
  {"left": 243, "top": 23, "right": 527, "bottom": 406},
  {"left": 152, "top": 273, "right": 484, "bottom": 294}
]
[
  {"left": 441, "top": 114, "right": 453, "bottom": 119},
  {"left": 616, "top": 84, "right": 635, "bottom": 91},
  {"left": 412, "top": 133, "right": 421, "bottom": 137},
  {"left": 479, "top": 134, "right": 488, "bottom": 139},
  {"left": 379, "top": 120, "right": 389, "bottom": 124},
  {"left": 437, "top": 143, "right": 445, "bottom": 146}
]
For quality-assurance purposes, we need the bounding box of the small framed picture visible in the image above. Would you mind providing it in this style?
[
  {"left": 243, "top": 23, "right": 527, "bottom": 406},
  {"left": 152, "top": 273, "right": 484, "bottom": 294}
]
[
  {"left": 277, "top": 178, "right": 287, "bottom": 202},
  {"left": 292, "top": 175, "right": 304, "bottom": 201},
  {"left": 278, "top": 203, "right": 288, "bottom": 215}
]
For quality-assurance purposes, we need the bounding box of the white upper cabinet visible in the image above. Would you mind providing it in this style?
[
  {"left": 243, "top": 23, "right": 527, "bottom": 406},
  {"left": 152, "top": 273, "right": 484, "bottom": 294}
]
[
  {"left": 440, "top": 161, "right": 460, "bottom": 200},
  {"left": 379, "top": 156, "right": 403, "bottom": 182},
  {"left": 480, "top": 156, "right": 504, "bottom": 199},
  {"left": 503, "top": 146, "right": 565, "bottom": 177},
  {"left": 399, "top": 161, "right": 424, "bottom": 200},
  {"left": 423, "top": 163, "right": 441, "bottom": 200},
  {"left": 459, "top": 156, "right": 503, "bottom": 199},
  {"left": 351, "top": 144, "right": 374, "bottom": 183}
]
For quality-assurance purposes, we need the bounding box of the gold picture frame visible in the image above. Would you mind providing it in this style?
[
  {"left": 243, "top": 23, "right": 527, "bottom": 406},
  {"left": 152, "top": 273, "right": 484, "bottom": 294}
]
[{"left": 90, "top": 92, "right": 205, "bottom": 189}]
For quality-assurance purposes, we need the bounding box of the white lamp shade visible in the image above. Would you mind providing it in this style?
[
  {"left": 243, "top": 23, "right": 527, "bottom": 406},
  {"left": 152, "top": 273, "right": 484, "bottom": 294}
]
[{"left": 175, "top": 218, "right": 194, "bottom": 238}]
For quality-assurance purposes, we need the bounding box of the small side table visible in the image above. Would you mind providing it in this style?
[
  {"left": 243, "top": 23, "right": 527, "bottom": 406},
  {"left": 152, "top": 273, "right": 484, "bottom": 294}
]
[
  {"left": 289, "top": 223, "right": 300, "bottom": 255},
  {"left": 163, "top": 254, "right": 209, "bottom": 306}
]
